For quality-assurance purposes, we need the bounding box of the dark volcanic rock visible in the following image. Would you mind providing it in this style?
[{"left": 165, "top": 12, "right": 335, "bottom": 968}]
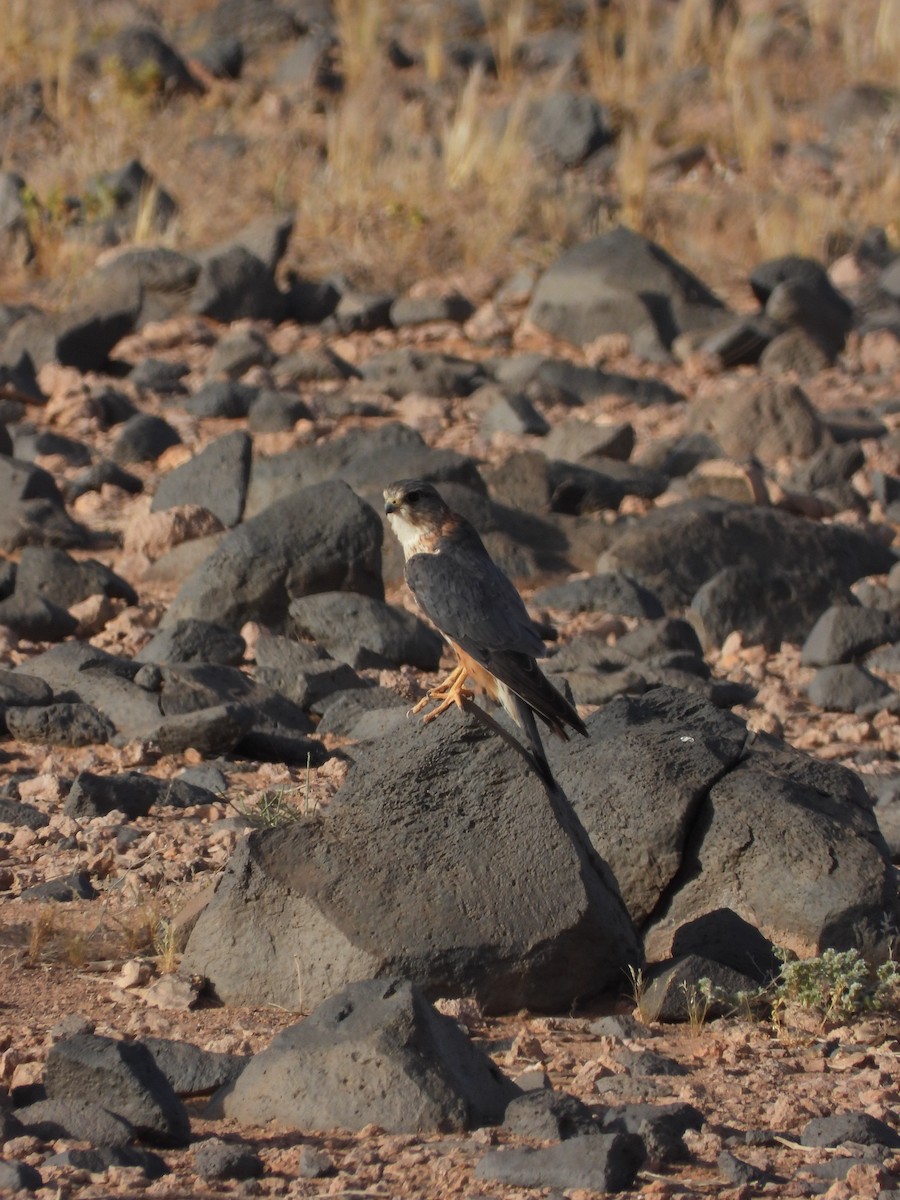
[
  {"left": 184, "top": 380, "right": 259, "bottom": 419},
  {"left": 0, "top": 593, "right": 78, "bottom": 641},
  {"left": 64, "top": 771, "right": 216, "bottom": 821},
  {"left": 688, "top": 377, "right": 828, "bottom": 464},
  {"left": 553, "top": 688, "right": 748, "bottom": 926},
  {"left": 475, "top": 1132, "right": 645, "bottom": 1191},
  {"left": 0, "top": 795, "right": 49, "bottom": 829},
  {"left": 504, "top": 1089, "right": 599, "bottom": 1140},
  {"left": 254, "top": 635, "right": 365, "bottom": 709},
  {"left": 600, "top": 1102, "right": 703, "bottom": 1165},
  {"left": 547, "top": 686, "right": 894, "bottom": 960},
  {"left": 525, "top": 90, "right": 614, "bottom": 167},
  {"left": 642, "top": 955, "right": 761, "bottom": 1022},
  {"left": 533, "top": 573, "right": 664, "bottom": 618},
  {"left": 5, "top": 702, "right": 115, "bottom": 747},
  {"left": 528, "top": 225, "right": 726, "bottom": 359},
  {"left": 194, "top": 1138, "right": 263, "bottom": 1182},
  {"left": 189, "top": 246, "right": 286, "bottom": 323},
  {"left": 358, "top": 348, "right": 487, "bottom": 398},
  {"left": 288, "top": 591, "right": 443, "bottom": 669},
  {"left": 0, "top": 1161, "right": 43, "bottom": 1192},
  {"left": 44, "top": 1144, "right": 168, "bottom": 1180},
  {"left": 136, "top": 619, "right": 246, "bottom": 666},
  {"left": 690, "top": 564, "right": 854, "bottom": 650},
  {"left": 182, "top": 708, "right": 640, "bottom": 1013},
  {"left": 16, "top": 1097, "right": 134, "bottom": 1147},
  {"left": 14, "top": 546, "right": 137, "bottom": 609},
  {"left": 806, "top": 663, "right": 893, "bottom": 712},
  {"left": 111, "top": 414, "right": 182, "bottom": 464},
  {"left": 597, "top": 498, "right": 896, "bottom": 611},
  {"left": 801, "top": 604, "right": 900, "bottom": 666},
  {"left": 801, "top": 1111, "right": 900, "bottom": 1150},
  {"left": 143, "top": 1038, "right": 248, "bottom": 1096},
  {"left": 0, "top": 456, "right": 87, "bottom": 552},
  {"left": 208, "top": 979, "right": 519, "bottom": 1133},
  {"left": 45, "top": 1034, "right": 191, "bottom": 1147},
  {"left": 151, "top": 431, "right": 251, "bottom": 527},
  {"left": 163, "top": 480, "right": 383, "bottom": 631},
  {"left": 20, "top": 871, "right": 97, "bottom": 902}
]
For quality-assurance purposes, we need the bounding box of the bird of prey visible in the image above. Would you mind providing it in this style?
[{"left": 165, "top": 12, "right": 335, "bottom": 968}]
[{"left": 383, "top": 479, "right": 587, "bottom": 788}]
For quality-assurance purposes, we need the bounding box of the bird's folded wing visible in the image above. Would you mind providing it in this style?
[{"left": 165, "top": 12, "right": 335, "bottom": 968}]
[{"left": 405, "top": 547, "right": 546, "bottom": 659}]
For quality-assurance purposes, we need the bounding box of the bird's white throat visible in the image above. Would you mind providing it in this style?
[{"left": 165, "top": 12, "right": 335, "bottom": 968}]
[{"left": 386, "top": 510, "right": 435, "bottom": 558}]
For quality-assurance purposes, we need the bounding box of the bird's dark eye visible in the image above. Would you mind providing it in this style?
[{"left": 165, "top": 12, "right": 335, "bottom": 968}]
[{"left": 405, "top": 490, "right": 421, "bottom": 504}]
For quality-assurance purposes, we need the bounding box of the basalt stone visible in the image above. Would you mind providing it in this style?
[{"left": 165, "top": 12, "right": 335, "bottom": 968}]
[
  {"left": 690, "top": 564, "right": 854, "bottom": 650},
  {"left": 111, "top": 414, "right": 182, "bottom": 464},
  {"left": 5, "top": 702, "right": 115, "bottom": 747},
  {"left": 0, "top": 593, "right": 78, "bottom": 641},
  {"left": 184, "top": 380, "right": 259, "bottom": 418},
  {"left": 503, "top": 1089, "right": 599, "bottom": 1140},
  {"left": 151, "top": 431, "right": 251, "bottom": 528},
  {"left": 44, "top": 1145, "right": 168, "bottom": 1179},
  {"left": 390, "top": 293, "right": 475, "bottom": 326},
  {"left": 0, "top": 456, "right": 88, "bottom": 552},
  {"left": 0, "top": 796, "right": 49, "bottom": 829},
  {"left": 801, "top": 1111, "right": 900, "bottom": 1150},
  {"left": 64, "top": 771, "right": 217, "bottom": 821},
  {"left": 288, "top": 591, "right": 443, "bottom": 670},
  {"left": 65, "top": 460, "right": 143, "bottom": 501},
  {"left": 182, "top": 708, "right": 640, "bottom": 1013},
  {"left": 806, "top": 663, "right": 893, "bottom": 712},
  {"left": 598, "top": 497, "right": 896, "bottom": 611},
  {"left": 528, "top": 226, "right": 726, "bottom": 359},
  {"left": 194, "top": 1138, "right": 263, "bottom": 1182},
  {"left": 641, "top": 955, "right": 760, "bottom": 1023},
  {"left": 136, "top": 619, "right": 246, "bottom": 666},
  {"left": 254, "top": 635, "right": 367, "bottom": 709},
  {"left": 189, "top": 246, "right": 286, "bottom": 323},
  {"left": 129, "top": 358, "right": 189, "bottom": 395},
  {"left": 206, "top": 328, "right": 274, "bottom": 378},
  {"left": 0, "top": 1161, "right": 43, "bottom": 1192},
  {"left": 247, "top": 389, "right": 312, "bottom": 432},
  {"left": 533, "top": 573, "right": 663, "bottom": 618},
  {"left": 475, "top": 1132, "right": 645, "bottom": 1192},
  {"left": 143, "top": 1038, "right": 249, "bottom": 1096},
  {"left": 45, "top": 1034, "right": 190, "bottom": 1147},
  {"left": 14, "top": 546, "right": 138, "bottom": 608},
  {"left": 20, "top": 871, "right": 97, "bottom": 902},
  {"left": 801, "top": 604, "right": 900, "bottom": 666},
  {"left": 163, "top": 480, "right": 383, "bottom": 631},
  {"left": 16, "top": 1097, "right": 134, "bottom": 1146},
  {"left": 207, "top": 979, "right": 519, "bottom": 1133},
  {"left": 358, "top": 348, "right": 488, "bottom": 398}
]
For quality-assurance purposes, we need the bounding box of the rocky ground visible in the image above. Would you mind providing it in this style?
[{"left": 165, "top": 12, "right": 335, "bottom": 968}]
[{"left": 2, "top": 0, "right": 900, "bottom": 1196}]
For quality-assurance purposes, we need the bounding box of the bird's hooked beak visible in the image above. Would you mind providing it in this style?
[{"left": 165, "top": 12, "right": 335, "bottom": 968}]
[{"left": 384, "top": 499, "right": 397, "bottom": 515}]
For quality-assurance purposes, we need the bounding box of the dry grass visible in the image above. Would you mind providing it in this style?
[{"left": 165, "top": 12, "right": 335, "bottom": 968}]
[{"left": 2, "top": 0, "right": 899, "bottom": 300}]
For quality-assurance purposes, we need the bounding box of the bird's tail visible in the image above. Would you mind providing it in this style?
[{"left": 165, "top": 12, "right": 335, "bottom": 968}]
[{"left": 509, "top": 692, "right": 557, "bottom": 792}]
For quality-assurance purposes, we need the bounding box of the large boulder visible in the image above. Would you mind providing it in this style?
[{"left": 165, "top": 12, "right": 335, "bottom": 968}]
[
  {"left": 162, "top": 479, "right": 383, "bottom": 630},
  {"left": 551, "top": 687, "right": 895, "bottom": 960},
  {"left": 208, "top": 978, "right": 519, "bottom": 1133},
  {"left": 687, "top": 378, "right": 828, "bottom": 465},
  {"left": 181, "top": 709, "right": 641, "bottom": 1013},
  {"left": 597, "top": 498, "right": 896, "bottom": 612},
  {"left": 527, "top": 226, "right": 726, "bottom": 359}
]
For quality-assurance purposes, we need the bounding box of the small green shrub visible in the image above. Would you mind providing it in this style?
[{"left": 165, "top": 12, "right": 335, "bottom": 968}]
[{"left": 772, "top": 946, "right": 898, "bottom": 1024}]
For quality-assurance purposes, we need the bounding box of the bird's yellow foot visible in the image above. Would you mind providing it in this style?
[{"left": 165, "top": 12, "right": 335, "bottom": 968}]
[{"left": 408, "top": 664, "right": 473, "bottom": 722}]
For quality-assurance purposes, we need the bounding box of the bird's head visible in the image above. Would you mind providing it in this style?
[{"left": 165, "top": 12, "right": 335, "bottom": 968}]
[{"left": 383, "top": 479, "right": 448, "bottom": 554}]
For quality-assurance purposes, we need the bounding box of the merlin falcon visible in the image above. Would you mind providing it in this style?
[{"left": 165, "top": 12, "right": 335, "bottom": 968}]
[{"left": 384, "top": 479, "right": 587, "bottom": 787}]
